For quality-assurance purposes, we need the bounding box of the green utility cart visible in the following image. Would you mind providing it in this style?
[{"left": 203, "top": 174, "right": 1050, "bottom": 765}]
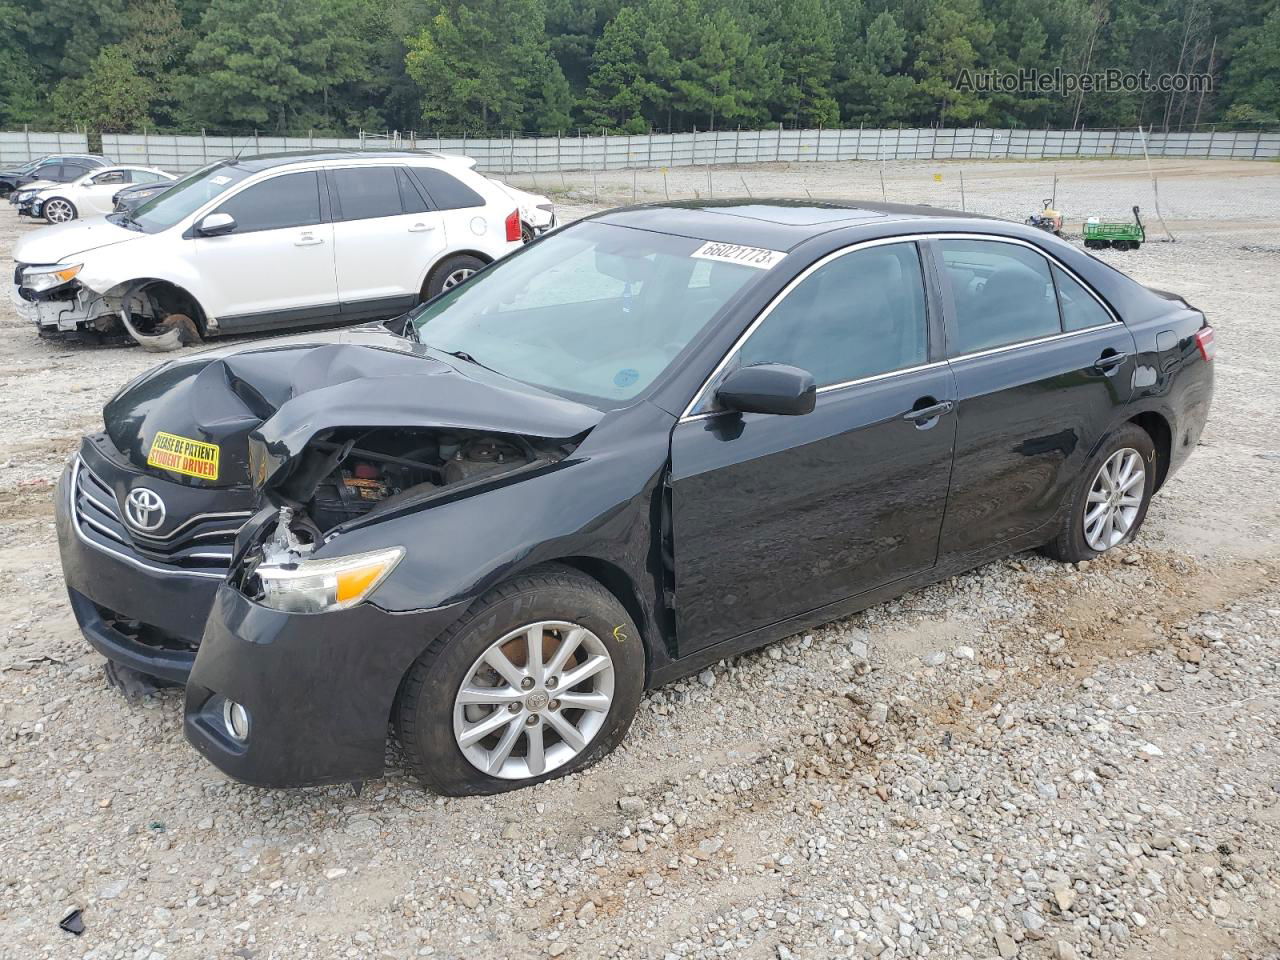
[{"left": 1083, "top": 206, "right": 1146, "bottom": 250}]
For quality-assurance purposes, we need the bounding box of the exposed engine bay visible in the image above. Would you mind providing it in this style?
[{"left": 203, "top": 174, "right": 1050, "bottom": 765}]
[{"left": 249, "top": 426, "right": 579, "bottom": 574}]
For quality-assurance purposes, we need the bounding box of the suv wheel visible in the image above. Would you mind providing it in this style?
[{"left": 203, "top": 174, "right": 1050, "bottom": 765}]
[
  {"left": 425, "top": 254, "right": 486, "bottom": 299},
  {"left": 395, "top": 565, "right": 644, "bottom": 795},
  {"left": 1044, "top": 423, "right": 1156, "bottom": 562}
]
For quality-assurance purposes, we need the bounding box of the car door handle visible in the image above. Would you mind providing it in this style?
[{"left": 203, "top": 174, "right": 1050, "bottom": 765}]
[
  {"left": 408, "top": 222, "right": 436, "bottom": 233},
  {"left": 1093, "top": 351, "right": 1128, "bottom": 373},
  {"left": 295, "top": 233, "right": 324, "bottom": 246},
  {"left": 902, "top": 400, "right": 954, "bottom": 423}
]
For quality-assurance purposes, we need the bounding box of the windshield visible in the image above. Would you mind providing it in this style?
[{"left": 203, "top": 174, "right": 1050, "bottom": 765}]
[
  {"left": 125, "top": 163, "right": 250, "bottom": 232},
  {"left": 410, "top": 221, "right": 766, "bottom": 406}
]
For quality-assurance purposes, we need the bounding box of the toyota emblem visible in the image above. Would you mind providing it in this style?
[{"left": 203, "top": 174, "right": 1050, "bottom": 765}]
[{"left": 124, "top": 487, "right": 166, "bottom": 532}]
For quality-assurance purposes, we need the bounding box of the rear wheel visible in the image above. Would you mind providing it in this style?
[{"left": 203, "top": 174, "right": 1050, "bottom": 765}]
[
  {"left": 395, "top": 565, "right": 644, "bottom": 795},
  {"left": 43, "top": 197, "right": 77, "bottom": 223},
  {"left": 424, "top": 254, "right": 486, "bottom": 299},
  {"left": 1043, "top": 423, "right": 1156, "bottom": 562}
]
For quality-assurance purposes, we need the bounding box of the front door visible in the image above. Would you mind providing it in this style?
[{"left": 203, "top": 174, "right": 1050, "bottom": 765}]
[
  {"left": 193, "top": 170, "right": 338, "bottom": 329},
  {"left": 933, "top": 237, "right": 1138, "bottom": 560},
  {"left": 669, "top": 241, "right": 957, "bottom": 653}
]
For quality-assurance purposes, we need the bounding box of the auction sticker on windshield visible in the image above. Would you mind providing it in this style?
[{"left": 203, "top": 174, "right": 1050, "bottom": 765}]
[
  {"left": 691, "top": 241, "right": 786, "bottom": 270},
  {"left": 147, "top": 431, "right": 220, "bottom": 481}
]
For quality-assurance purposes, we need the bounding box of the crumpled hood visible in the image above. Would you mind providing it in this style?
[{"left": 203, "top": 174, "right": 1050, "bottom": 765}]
[
  {"left": 103, "top": 325, "right": 602, "bottom": 489},
  {"left": 12, "top": 215, "right": 139, "bottom": 263}
]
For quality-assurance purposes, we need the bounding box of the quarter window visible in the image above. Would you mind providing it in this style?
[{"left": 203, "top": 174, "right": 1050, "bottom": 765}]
[
  {"left": 410, "top": 167, "right": 484, "bottom": 210},
  {"left": 938, "top": 239, "right": 1059, "bottom": 353},
  {"left": 331, "top": 167, "right": 403, "bottom": 221},
  {"left": 735, "top": 242, "right": 929, "bottom": 388},
  {"left": 1053, "top": 265, "right": 1112, "bottom": 331},
  {"left": 214, "top": 171, "right": 321, "bottom": 233}
]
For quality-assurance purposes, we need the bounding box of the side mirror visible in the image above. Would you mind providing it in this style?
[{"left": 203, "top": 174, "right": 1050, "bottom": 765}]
[
  {"left": 197, "top": 212, "right": 237, "bottom": 236},
  {"left": 715, "top": 363, "right": 816, "bottom": 416}
]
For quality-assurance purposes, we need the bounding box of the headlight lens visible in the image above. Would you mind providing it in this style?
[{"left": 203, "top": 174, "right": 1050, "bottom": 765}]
[
  {"left": 22, "top": 263, "right": 82, "bottom": 292},
  {"left": 255, "top": 546, "right": 404, "bottom": 614}
]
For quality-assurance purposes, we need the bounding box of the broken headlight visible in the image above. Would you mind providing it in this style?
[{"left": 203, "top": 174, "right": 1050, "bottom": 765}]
[
  {"left": 22, "top": 263, "right": 82, "bottom": 293},
  {"left": 255, "top": 546, "right": 404, "bottom": 614}
]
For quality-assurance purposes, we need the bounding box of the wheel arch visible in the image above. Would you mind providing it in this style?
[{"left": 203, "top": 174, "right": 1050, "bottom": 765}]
[
  {"left": 553, "top": 556, "right": 657, "bottom": 677},
  {"left": 104, "top": 277, "right": 209, "bottom": 334},
  {"left": 419, "top": 249, "right": 495, "bottom": 300},
  {"left": 1127, "top": 410, "right": 1173, "bottom": 492}
]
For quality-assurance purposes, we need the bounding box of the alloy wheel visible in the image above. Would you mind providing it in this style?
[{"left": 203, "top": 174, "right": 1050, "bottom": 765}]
[
  {"left": 452, "top": 621, "right": 614, "bottom": 780},
  {"left": 44, "top": 199, "right": 74, "bottom": 223},
  {"left": 442, "top": 268, "right": 475, "bottom": 290},
  {"left": 1083, "top": 447, "right": 1145, "bottom": 551}
]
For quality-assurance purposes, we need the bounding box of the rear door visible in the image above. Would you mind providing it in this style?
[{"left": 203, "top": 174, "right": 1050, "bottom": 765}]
[
  {"left": 934, "top": 236, "right": 1138, "bottom": 561},
  {"left": 669, "top": 240, "right": 957, "bottom": 653},
  {"left": 327, "top": 165, "right": 447, "bottom": 319},
  {"left": 193, "top": 170, "right": 338, "bottom": 328}
]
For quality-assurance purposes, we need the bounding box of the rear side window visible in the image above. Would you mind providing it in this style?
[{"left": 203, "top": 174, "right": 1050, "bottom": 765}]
[
  {"left": 938, "top": 239, "right": 1059, "bottom": 354},
  {"left": 215, "top": 171, "right": 321, "bottom": 233},
  {"left": 396, "top": 167, "right": 430, "bottom": 214},
  {"left": 132, "top": 170, "right": 167, "bottom": 184},
  {"left": 410, "top": 167, "right": 484, "bottom": 210},
  {"left": 1053, "top": 266, "right": 1112, "bottom": 331},
  {"left": 737, "top": 242, "right": 929, "bottom": 387},
  {"left": 331, "top": 167, "right": 403, "bottom": 221}
]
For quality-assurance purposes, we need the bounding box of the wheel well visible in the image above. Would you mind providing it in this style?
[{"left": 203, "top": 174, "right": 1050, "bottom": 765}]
[
  {"left": 420, "top": 250, "right": 495, "bottom": 300},
  {"left": 109, "top": 280, "right": 208, "bottom": 334},
  {"left": 1129, "top": 412, "right": 1172, "bottom": 491},
  {"left": 555, "top": 556, "right": 654, "bottom": 675}
]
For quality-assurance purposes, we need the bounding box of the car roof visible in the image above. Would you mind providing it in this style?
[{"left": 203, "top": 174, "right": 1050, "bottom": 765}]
[
  {"left": 216, "top": 150, "right": 461, "bottom": 174},
  {"left": 595, "top": 199, "right": 1001, "bottom": 250}
]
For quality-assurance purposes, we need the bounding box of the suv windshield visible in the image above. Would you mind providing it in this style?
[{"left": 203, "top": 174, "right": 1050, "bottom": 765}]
[
  {"left": 410, "top": 221, "right": 766, "bottom": 406},
  {"left": 122, "top": 163, "right": 251, "bottom": 233}
]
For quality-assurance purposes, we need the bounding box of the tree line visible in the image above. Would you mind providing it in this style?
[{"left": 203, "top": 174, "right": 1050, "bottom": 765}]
[{"left": 1, "top": 0, "right": 1276, "bottom": 137}]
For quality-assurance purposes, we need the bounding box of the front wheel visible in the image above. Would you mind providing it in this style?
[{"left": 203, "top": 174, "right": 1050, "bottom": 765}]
[
  {"left": 43, "top": 197, "right": 77, "bottom": 223},
  {"left": 1043, "top": 424, "right": 1156, "bottom": 563},
  {"left": 424, "top": 254, "right": 486, "bottom": 299},
  {"left": 395, "top": 565, "right": 644, "bottom": 795}
]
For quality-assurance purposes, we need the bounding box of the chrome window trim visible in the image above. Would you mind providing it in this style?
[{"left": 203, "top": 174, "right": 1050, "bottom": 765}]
[
  {"left": 678, "top": 231, "right": 1119, "bottom": 423},
  {"left": 68, "top": 458, "right": 226, "bottom": 581}
]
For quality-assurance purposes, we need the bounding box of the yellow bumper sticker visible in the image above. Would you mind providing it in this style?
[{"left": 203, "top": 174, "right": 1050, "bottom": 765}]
[{"left": 147, "top": 431, "right": 220, "bottom": 481}]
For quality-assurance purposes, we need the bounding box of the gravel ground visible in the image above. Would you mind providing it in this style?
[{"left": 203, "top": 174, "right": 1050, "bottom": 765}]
[{"left": 0, "top": 158, "right": 1277, "bottom": 960}]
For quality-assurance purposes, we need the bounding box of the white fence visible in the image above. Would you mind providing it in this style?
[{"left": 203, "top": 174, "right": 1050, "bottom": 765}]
[
  {"left": 0, "top": 129, "right": 90, "bottom": 166},
  {"left": 3, "top": 126, "right": 1277, "bottom": 174}
]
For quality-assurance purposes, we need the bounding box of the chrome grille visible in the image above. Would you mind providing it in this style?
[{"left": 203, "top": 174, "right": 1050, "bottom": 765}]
[{"left": 71, "top": 458, "right": 250, "bottom": 577}]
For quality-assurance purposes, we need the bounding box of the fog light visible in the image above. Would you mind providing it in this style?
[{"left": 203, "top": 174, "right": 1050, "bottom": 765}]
[{"left": 222, "top": 699, "right": 251, "bottom": 742}]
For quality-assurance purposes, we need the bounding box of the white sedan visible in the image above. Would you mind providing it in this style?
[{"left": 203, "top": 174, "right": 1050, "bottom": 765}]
[{"left": 24, "top": 166, "right": 175, "bottom": 223}]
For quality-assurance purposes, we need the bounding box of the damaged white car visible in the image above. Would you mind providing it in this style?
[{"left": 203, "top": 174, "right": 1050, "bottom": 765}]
[{"left": 10, "top": 150, "right": 538, "bottom": 350}]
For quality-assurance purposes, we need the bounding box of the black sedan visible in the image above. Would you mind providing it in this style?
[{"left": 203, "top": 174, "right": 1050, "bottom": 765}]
[
  {"left": 55, "top": 200, "right": 1214, "bottom": 794},
  {"left": 112, "top": 178, "right": 175, "bottom": 213}
]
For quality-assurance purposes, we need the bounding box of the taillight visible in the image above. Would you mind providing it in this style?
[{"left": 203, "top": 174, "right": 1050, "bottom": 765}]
[
  {"left": 504, "top": 210, "right": 521, "bottom": 243},
  {"left": 1195, "top": 326, "right": 1215, "bottom": 362}
]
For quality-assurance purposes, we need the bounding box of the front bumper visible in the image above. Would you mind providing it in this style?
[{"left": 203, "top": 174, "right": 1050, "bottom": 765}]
[
  {"left": 185, "top": 585, "right": 468, "bottom": 787},
  {"left": 10, "top": 281, "right": 98, "bottom": 332},
  {"left": 55, "top": 439, "right": 255, "bottom": 681}
]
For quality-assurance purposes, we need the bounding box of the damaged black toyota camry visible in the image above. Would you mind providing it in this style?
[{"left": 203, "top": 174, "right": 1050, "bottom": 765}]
[{"left": 57, "top": 200, "right": 1214, "bottom": 794}]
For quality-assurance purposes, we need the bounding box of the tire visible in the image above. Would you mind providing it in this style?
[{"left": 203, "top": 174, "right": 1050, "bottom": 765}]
[
  {"left": 0, "top": 184, "right": 11, "bottom": 199},
  {"left": 43, "top": 197, "right": 77, "bottom": 223},
  {"left": 521, "top": 221, "right": 535, "bottom": 244},
  {"left": 1043, "top": 423, "right": 1157, "bottom": 563},
  {"left": 395, "top": 564, "right": 645, "bottom": 795},
  {"left": 424, "top": 254, "right": 487, "bottom": 299}
]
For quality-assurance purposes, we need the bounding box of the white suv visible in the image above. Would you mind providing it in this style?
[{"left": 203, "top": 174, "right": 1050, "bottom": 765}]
[{"left": 11, "top": 152, "right": 530, "bottom": 347}]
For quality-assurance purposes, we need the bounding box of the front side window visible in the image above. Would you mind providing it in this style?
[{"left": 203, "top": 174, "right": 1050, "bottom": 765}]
[
  {"left": 34, "top": 164, "right": 62, "bottom": 180},
  {"left": 331, "top": 167, "right": 403, "bottom": 221},
  {"left": 735, "top": 242, "right": 929, "bottom": 388},
  {"left": 1053, "top": 265, "right": 1112, "bottom": 331},
  {"left": 938, "top": 239, "right": 1060, "bottom": 354},
  {"left": 214, "top": 171, "right": 321, "bottom": 233},
  {"left": 410, "top": 221, "right": 763, "bottom": 405},
  {"left": 93, "top": 170, "right": 127, "bottom": 185}
]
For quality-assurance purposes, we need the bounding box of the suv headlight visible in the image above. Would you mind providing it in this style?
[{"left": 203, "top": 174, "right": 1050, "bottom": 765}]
[
  {"left": 21, "top": 263, "right": 82, "bottom": 293},
  {"left": 255, "top": 546, "right": 404, "bottom": 614}
]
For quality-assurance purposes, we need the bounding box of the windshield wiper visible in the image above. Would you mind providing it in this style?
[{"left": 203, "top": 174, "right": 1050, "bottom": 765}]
[
  {"left": 425, "top": 345, "right": 495, "bottom": 373},
  {"left": 109, "top": 213, "right": 142, "bottom": 232}
]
